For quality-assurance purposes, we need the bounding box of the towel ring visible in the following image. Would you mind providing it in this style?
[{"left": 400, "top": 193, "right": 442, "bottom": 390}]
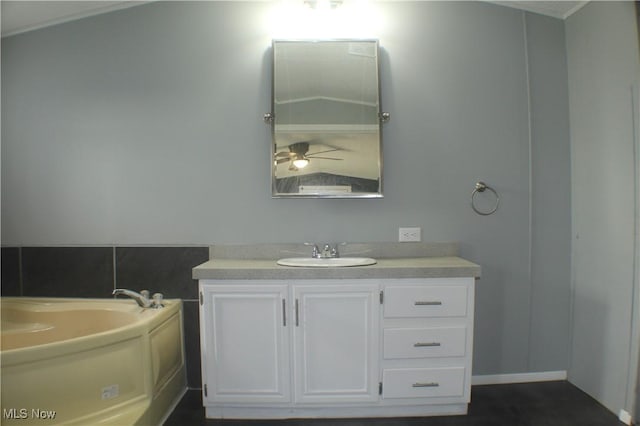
[{"left": 471, "top": 181, "right": 499, "bottom": 216}]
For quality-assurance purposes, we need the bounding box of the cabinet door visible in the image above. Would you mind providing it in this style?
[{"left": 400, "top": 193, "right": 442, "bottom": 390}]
[
  {"left": 293, "top": 283, "right": 380, "bottom": 403},
  {"left": 200, "top": 284, "right": 290, "bottom": 403}
]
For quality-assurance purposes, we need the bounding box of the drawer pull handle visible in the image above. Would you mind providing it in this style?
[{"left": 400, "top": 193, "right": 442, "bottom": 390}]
[
  {"left": 412, "top": 382, "right": 439, "bottom": 388},
  {"left": 414, "top": 342, "right": 441, "bottom": 347},
  {"left": 414, "top": 301, "right": 442, "bottom": 306}
]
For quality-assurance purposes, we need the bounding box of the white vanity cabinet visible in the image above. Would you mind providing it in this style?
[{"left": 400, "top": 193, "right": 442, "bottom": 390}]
[
  {"left": 198, "top": 276, "right": 475, "bottom": 419},
  {"left": 193, "top": 243, "right": 481, "bottom": 418},
  {"left": 199, "top": 280, "right": 380, "bottom": 413}
]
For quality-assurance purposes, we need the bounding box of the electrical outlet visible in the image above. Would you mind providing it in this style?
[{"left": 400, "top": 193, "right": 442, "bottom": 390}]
[{"left": 399, "top": 227, "right": 421, "bottom": 242}]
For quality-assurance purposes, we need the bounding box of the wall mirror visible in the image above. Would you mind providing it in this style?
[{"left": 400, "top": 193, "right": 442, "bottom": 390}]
[{"left": 268, "top": 39, "right": 386, "bottom": 198}]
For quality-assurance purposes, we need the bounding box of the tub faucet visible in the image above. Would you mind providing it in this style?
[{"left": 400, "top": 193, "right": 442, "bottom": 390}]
[{"left": 112, "top": 289, "right": 153, "bottom": 308}]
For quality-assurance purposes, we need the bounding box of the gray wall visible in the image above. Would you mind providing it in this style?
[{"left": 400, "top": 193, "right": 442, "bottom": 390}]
[
  {"left": 526, "top": 12, "right": 572, "bottom": 372},
  {"left": 1, "top": 1, "right": 571, "bottom": 377},
  {"left": 566, "top": 0, "right": 640, "bottom": 417}
]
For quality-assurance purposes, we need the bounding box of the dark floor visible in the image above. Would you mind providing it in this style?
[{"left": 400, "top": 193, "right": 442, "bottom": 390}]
[{"left": 164, "top": 381, "right": 626, "bottom": 426}]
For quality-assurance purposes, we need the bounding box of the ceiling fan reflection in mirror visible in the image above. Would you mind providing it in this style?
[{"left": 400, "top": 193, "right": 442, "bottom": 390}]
[{"left": 275, "top": 141, "right": 343, "bottom": 171}]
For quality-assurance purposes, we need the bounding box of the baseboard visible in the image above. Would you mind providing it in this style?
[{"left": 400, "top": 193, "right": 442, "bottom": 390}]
[
  {"left": 618, "top": 409, "right": 632, "bottom": 425},
  {"left": 471, "top": 370, "right": 568, "bottom": 386}
]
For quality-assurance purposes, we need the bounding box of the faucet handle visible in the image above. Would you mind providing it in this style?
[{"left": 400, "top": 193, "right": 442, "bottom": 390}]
[
  {"left": 330, "top": 242, "right": 347, "bottom": 258},
  {"left": 140, "top": 290, "right": 150, "bottom": 299},
  {"left": 304, "top": 242, "right": 320, "bottom": 258},
  {"left": 152, "top": 293, "right": 164, "bottom": 308}
]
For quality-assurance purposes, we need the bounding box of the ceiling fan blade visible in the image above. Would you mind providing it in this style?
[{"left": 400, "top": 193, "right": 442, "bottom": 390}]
[
  {"left": 307, "top": 149, "right": 340, "bottom": 156},
  {"left": 306, "top": 140, "right": 353, "bottom": 152},
  {"left": 308, "top": 156, "right": 343, "bottom": 160},
  {"left": 275, "top": 152, "right": 294, "bottom": 158},
  {"left": 276, "top": 158, "right": 291, "bottom": 164}
]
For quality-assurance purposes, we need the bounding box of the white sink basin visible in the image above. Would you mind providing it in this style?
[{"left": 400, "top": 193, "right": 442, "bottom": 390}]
[{"left": 276, "top": 257, "right": 377, "bottom": 268}]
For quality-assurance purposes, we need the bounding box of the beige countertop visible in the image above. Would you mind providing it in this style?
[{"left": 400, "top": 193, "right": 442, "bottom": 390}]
[{"left": 193, "top": 256, "right": 481, "bottom": 280}]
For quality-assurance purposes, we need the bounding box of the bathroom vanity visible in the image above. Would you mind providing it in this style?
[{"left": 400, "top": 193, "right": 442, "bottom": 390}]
[{"left": 193, "top": 243, "right": 480, "bottom": 419}]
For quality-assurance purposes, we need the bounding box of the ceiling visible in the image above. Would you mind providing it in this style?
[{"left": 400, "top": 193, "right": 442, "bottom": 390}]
[
  {"left": 1, "top": 1, "right": 588, "bottom": 38},
  {"left": 486, "top": 1, "right": 588, "bottom": 19},
  {"left": 0, "top": 1, "right": 150, "bottom": 37}
]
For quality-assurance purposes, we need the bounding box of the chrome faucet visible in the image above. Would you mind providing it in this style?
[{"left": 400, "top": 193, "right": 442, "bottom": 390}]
[
  {"left": 308, "top": 244, "right": 341, "bottom": 259},
  {"left": 112, "top": 288, "right": 155, "bottom": 308}
]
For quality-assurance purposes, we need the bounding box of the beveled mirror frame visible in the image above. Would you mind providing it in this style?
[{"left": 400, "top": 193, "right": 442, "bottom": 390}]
[{"left": 267, "top": 39, "right": 387, "bottom": 199}]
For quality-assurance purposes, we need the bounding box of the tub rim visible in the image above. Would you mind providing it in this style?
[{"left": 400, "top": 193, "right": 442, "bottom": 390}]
[{"left": 0, "top": 296, "right": 183, "bottom": 364}]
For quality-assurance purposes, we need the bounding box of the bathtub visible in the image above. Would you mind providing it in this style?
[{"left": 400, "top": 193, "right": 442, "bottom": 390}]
[{"left": 1, "top": 297, "right": 187, "bottom": 425}]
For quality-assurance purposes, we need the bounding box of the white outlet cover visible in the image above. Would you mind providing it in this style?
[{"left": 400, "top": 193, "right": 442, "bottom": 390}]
[{"left": 399, "top": 227, "right": 421, "bottom": 242}]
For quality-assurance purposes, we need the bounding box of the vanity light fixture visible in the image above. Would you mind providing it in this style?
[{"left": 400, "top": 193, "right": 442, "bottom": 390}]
[
  {"left": 304, "top": 0, "right": 343, "bottom": 9},
  {"left": 268, "top": 0, "right": 382, "bottom": 39}
]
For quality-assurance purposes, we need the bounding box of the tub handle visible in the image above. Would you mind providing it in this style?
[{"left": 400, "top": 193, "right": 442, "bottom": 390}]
[{"left": 152, "top": 293, "right": 164, "bottom": 309}]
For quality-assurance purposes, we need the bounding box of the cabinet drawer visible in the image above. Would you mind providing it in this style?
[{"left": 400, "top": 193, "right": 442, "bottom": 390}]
[
  {"left": 383, "top": 326, "right": 467, "bottom": 359},
  {"left": 384, "top": 286, "right": 468, "bottom": 318},
  {"left": 382, "top": 367, "right": 465, "bottom": 399}
]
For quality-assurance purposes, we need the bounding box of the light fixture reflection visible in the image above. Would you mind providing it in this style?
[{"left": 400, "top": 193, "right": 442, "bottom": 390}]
[{"left": 292, "top": 157, "right": 310, "bottom": 169}]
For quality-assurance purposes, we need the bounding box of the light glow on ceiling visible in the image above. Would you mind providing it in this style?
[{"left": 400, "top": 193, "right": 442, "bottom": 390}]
[{"left": 267, "top": 0, "right": 384, "bottom": 39}]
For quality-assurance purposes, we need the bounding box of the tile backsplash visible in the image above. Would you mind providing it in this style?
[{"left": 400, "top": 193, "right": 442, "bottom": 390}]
[
  {"left": 22, "top": 247, "right": 114, "bottom": 297},
  {"left": 1, "top": 247, "right": 20, "bottom": 296},
  {"left": 0, "top": 245, "right": 208, "bottom": 389},
  {"left": 115, "top": 247, "right": 203, "bottom": 300}
]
